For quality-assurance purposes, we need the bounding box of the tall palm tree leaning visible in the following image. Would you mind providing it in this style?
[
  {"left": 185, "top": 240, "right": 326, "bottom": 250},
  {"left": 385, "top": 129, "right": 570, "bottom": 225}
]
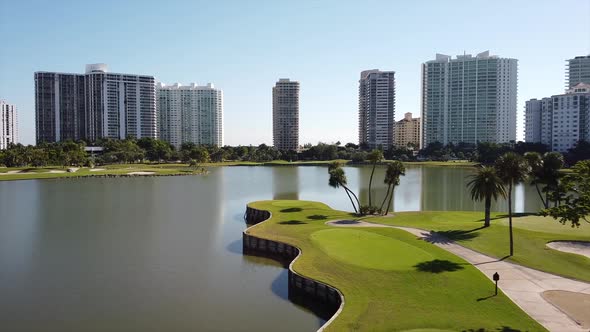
[
  {"left": 379, "top": 161, "right": 406, "bottom": 215},
  {"left": 328, "top": 162, "right": 361, "bottom": 214},
  {"left": 467, "top": 166, "right": 507, "bottom": 227},
  {"left": 495, "top": 152, "right": 530, "bottom": 256},
  {"left": 367, "top": 149, "right": 384, "bottom": 208}
]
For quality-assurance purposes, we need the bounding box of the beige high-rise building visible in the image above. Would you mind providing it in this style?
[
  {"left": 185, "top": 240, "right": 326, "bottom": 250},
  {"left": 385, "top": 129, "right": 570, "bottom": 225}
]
[
  {"left": 272, "top": 78, "right": 299, "bottom": 151},
  {"left": 394, "top": 112, "right": 420, "bottom": 148}
]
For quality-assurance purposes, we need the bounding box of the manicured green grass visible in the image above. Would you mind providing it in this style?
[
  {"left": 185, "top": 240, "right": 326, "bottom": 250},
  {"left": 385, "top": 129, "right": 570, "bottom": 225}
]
[
  {"left": 247, "top": 200, "right": 545, "bottom": 331},
  {"left": 0, "top": 160, "right": 481, "bottom": 181},
  {"left": 368, "top": 212, "right": 590, "bottom": 282},
  {"left": 311, "top": 228, "right": 434, "bottom": 271},
  {"left": 0, "top": 164, "right": 203, "bottom": 181}
]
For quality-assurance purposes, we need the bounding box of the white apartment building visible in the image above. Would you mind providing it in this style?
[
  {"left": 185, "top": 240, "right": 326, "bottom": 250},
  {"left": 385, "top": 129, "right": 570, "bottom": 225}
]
[
  {"left": 35, "top": 64, "right": 156, "bottom": 143},
  {"left": 157, "top": 83, "right": 223, "bottom": 149},
  {"left": 421, "top": 51, "right": 518, "bottom": 148},
  {"left": 358, "top": 70, "right": 396, "bottom": 149},
  {"left": 524, "top": 98, "right": 552, "bottom": 146},
  {"left": 567, "top": 55, "right": 590, "bottom": 89},
  {"left": 0, "top": 100, "right": 18, "bottom": 149},
  {"left": 525, "top": 83, "right": 590, "bottom": 152}
]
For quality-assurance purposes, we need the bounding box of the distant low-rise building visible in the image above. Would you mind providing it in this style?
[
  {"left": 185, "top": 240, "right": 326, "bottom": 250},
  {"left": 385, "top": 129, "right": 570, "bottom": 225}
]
[
  {"left": 525, "top": 83, "right": 590, "bottom": 152},
  {"left": 394, "top": 112, "right": 420, "bottom": 148},
  {"left": 0, "top": 100, "right": 18, "bottom": 149}
]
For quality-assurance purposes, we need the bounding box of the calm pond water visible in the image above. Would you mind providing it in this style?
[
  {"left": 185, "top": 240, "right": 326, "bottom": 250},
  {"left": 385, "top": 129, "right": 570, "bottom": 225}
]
[{"left": 0, "top": 165, "right": 544, "bottom": 332}]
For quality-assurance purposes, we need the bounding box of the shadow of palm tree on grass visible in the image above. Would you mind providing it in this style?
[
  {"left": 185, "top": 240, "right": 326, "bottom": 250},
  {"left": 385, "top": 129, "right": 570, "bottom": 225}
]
[
  {"left": 484, "top": 213, "right": 535, "bottom": 221},
  {"left": 423, "top": 226, "right": 486, "bottom": 244},
  {"left": 278, "top": 220, "right": 307, "bottom": 225},
  {"left": 307, "top": 214, "right": 328, "bottom": 220},
  {"left": 462, "top": 327, "right": 523, "bottom": 332},
  {"left": 280, "top": 207, "right": 302, "bottom": 213},
  {"left": 414, "top": 259, "right": 464, "bottom": 273}
]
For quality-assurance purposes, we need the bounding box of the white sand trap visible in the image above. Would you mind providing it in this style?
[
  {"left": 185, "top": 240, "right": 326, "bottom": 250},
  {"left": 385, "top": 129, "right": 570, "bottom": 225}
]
[
  {"left": 542, "top": 290, "right": 590, "bottom": 329},
  {"left": 326, "top": 220, "right": 391, "bottom": 227},
  {"left": 48, "top": 170, "right": 66, "bottom": 174},
  {"left": 547, "top": 241, "right": 590, "bottom": 259},
  {"left": 0, "top": 170, "right": 23, "bottom": 175},
  {"left": 127, "top": 171, "right": 155, "bottom": 175},
  {"left": 89, "top": 168, "right": 106, "bottom": 172}
]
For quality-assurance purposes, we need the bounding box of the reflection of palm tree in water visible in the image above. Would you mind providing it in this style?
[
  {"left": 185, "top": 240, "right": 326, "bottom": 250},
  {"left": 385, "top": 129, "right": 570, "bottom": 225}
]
[{"left": 272, "top": 167, "right": 299, "bottom": 200}]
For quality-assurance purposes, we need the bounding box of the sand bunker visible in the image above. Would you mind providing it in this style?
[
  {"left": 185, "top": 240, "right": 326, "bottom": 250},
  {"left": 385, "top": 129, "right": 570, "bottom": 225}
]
[
  {"left": 547, "top": 241, "right": 590, "bottom": 259},
  {"left": 0, "top": 170, "right": 23, "bottom": 175},
  {"left": 326, "top": 220, "right": 390, "bottom": 227},
  {"left": 89, "top": 168, "right": 106, "bottom": 172},
  {"left": 48, "top": 170, "right": 66, "bottom": 174},
  {"left": 542, "top": 290, "right": 590, "bottom": 329},
  {"left": 127, "top": 171, "right": 155, "bottom": 175}
]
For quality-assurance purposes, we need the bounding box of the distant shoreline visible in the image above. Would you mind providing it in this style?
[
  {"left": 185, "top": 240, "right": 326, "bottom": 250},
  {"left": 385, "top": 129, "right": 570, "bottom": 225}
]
[{"left": 0, "top": 160, "right": 477, "bottom": 182}]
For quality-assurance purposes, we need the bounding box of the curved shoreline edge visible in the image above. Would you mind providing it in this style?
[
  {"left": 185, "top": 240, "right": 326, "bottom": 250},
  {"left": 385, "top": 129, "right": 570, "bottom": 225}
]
[{"left": 243, "top": 205, "right": 345, "bottom": 332}]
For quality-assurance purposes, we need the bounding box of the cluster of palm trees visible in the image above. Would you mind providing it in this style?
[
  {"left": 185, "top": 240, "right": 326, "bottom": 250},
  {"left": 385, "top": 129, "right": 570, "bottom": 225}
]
[
  {"left": 327, "top": 150, "right": 565, "bottom": 257},
  {"left": 467, "top": 151, "right": 564, "bottom": 256},
  {"left": 328, "top": 149, "right": 406, "bottom": 216}
]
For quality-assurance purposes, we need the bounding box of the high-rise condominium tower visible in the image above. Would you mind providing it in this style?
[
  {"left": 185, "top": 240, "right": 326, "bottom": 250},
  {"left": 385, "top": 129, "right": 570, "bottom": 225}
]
[
  {"left": 157, "top": 83, "right": 223, "bottom": 149},
  {"left": 394, "top": 112, "right": 420, "bottom": 149},
  {"left": 272, "top": 79, "right": 299, "bottom": 151},
  {"left": 358, "top": 70, "right": 396, "bottom": 149},
  {"left": 0, "top": 100, "right": 18, "bottom": 149},
  {"left": 525, "top": 83, "right": 590, "bottom": 152},
  {"left": 35, "top": 64, "right": 156, "bottom": 143},
  {"left": 566, "top": 55, "right": 590, "bottom": 89},
  {"left": 421, "top": 51, "right": 517, "bottom": 147}
]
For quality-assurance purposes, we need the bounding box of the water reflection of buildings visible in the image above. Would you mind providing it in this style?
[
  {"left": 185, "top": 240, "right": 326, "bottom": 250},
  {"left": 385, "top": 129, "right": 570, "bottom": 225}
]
[
  {"left": 272, "top": 167, "right": 299, "bottom": 200},
  {"left": 420, "top": 167, "right": 476, "bottom": 211},
  {"left": 352, "top": 165, "right": 544, "bottom": 213},
  {"left": 419, "top": 166, "right": 544, "bottom": 213}
]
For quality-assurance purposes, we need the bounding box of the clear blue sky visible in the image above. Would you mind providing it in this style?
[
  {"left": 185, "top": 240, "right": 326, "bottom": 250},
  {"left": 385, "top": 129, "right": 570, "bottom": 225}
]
[{"left": 1, "top": 0, "right": 589, "bottom": 146}]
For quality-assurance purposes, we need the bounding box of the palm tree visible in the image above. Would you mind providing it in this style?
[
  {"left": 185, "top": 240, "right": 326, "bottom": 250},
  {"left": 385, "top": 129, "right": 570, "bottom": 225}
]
[
  {"left": 542, "top": 152, "right": 564, "bottom": 208},
  {"left": 524, "top": 152, "right": 545, "bottom": 207},
  {"left": 379, "top": 161, "right": 405, "bottom": 215},
  {"left": 328, "top": 162, "right": 361, "bottom": 214},
  {"left": 495, "top": 152, "right": 530, "bottom": 256},
  {"left": 525, "top": 152, "right": 564, "bottom": 208},
  {"left": 467, "top": 166, "right": 506, "bottom": 227},
  {"left": 367, "top": 149, "right": 384, "bottom": 208}
]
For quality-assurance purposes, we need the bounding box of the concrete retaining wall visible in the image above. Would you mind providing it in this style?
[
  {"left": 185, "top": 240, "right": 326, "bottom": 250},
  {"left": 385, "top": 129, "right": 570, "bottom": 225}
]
[{"left": 243, "top": 205, "right": 344, "bottom": 331}]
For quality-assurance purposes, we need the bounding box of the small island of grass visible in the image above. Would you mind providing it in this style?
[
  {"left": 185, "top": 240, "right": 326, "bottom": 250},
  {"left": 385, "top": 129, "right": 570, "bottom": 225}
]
[{"left": 244, "top": 200, "right": 549, "bottom": 331}]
